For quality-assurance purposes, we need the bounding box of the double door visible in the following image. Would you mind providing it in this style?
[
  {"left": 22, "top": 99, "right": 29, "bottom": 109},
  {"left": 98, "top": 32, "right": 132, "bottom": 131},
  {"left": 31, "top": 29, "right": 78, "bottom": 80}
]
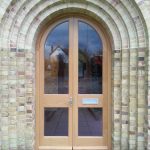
[{"left": 37, "top": 17, "right": 109, "bottom": 150}]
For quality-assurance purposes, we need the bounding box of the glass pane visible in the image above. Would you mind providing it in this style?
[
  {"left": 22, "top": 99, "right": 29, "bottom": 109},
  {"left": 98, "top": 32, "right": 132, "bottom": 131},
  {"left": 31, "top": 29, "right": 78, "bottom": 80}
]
[
  {"left": 44, "top": 108, "right": 68, "bottom": 136},
  {"left": 44, "top": 22, "right": 69, "bottom": 94},
  {"left": 78, "top": 22, "right": 103, "bottom": 94},
  {"left": 78, "top": 108, "right": 102, "bottom": 136}
]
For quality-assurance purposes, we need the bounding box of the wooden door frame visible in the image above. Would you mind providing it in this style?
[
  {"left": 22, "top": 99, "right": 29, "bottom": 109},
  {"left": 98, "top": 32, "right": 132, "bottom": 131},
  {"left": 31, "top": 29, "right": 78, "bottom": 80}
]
[{"left": 35, "top": 14, "right": 112, "bottom": 150}]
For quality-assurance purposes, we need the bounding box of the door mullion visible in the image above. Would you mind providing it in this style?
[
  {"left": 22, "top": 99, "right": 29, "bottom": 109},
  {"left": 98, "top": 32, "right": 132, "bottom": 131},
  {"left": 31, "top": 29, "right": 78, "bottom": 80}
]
[
  {"left": 69, "top": 18, "right": 75, "bottom": 147},
  {"left": 69, "top": 18, "right": 75, "bottom": 146},
  {"left": 72, "top": 18, "right": 79, "bottom": 147}
]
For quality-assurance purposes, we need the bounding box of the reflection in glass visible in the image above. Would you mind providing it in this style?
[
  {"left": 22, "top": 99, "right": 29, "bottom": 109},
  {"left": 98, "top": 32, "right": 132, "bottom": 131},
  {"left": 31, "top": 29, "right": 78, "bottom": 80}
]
[
  {"left": 78, "top": 108, "right": 102, "bottom": 136},
  {"left": 44, "top": 108, "right": 68, "bottom": 136},
  {"left": 78, "top": 22, "right": 103, "bottom": 94},
  {"left": 44, "top": 22, "right": 69, "bottom": 94}
]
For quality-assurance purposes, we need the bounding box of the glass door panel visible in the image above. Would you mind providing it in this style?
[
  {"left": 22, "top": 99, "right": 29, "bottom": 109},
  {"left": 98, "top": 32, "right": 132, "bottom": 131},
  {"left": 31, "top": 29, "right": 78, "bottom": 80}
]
[
  {"left": 44, "top": 22, "right": 69, "bottom": 94},
  {"left": 78, "top": 108, "right": 103, "bottom": 136},
  {"left": 44, "top": 108, "right": 68, "bottom": 136},
  {"left": 78, "top": 21, "right": 103, "bottom": 94}
]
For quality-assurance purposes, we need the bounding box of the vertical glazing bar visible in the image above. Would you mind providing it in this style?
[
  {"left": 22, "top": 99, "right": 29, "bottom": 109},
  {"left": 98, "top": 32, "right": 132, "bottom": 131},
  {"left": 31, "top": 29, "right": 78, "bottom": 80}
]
[
  {"left": 72, "top": 18, "right": 78, "bottom": 147},
  {"left": 69, "top": 18, "right": 73, "bottom": 146}
]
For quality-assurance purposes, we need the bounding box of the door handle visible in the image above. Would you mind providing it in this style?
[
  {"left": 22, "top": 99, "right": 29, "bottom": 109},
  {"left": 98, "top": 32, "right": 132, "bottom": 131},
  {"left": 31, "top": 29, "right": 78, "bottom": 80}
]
[{"left": 68, "top": 97, "right": 73, "bottom": 106}]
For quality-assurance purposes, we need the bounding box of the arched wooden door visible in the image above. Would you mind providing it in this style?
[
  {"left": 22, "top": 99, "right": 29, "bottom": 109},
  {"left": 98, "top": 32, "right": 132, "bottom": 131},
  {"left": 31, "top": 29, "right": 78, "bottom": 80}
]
[{"left": 36, "top": 17, "right": 111, "bottom": 150}]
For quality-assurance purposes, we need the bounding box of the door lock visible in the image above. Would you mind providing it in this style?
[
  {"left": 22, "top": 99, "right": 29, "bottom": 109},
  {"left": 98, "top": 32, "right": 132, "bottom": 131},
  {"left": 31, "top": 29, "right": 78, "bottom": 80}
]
[{"left": 68, "top": 97, "right": 73, "bottom": 106}]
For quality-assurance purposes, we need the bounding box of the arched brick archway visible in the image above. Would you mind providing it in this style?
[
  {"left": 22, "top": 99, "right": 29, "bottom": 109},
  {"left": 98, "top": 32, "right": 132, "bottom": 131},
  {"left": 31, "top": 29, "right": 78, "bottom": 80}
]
[{"left": 0, "top": 0, "right": 149, "bottom": 149}]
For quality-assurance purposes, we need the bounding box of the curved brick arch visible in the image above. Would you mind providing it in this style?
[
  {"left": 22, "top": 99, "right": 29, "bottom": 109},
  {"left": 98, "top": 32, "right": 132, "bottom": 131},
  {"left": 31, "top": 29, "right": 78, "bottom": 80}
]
[
  {"left": 28, "top": 8, "right": 117, "bottom": 50},
  {"left": 24, "top": 4, "right": 121, "bottom": 50},
  {"left": 0, "top": 0, "right": 149, "bottom": 150}
]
